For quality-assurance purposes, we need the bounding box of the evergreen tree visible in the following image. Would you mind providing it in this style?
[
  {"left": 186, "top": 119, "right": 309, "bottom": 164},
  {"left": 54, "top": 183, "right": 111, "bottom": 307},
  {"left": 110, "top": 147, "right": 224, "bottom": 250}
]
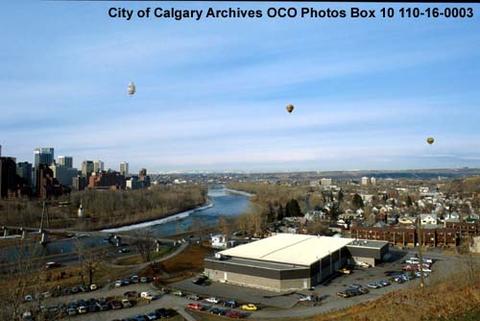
[
  {"left": 352, "top": 193, "right": 364, "bottom": 210},
  {"left": 285, "top": 199, "right": 302, "bottom": 217}
]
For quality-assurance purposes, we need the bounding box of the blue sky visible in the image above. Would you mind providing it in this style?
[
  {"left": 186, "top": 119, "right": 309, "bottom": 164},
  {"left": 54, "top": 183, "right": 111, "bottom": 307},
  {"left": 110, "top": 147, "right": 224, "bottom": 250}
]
[{"left": 1, "top": 1, "right": 480, "bottom": 172}]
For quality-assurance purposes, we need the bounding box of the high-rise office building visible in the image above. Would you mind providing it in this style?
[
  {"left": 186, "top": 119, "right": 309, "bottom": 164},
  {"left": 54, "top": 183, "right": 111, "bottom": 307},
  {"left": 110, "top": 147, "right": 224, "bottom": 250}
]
[
  {"left": 93, "top": 160, "right": 104, "bottom": 173},
  {"left": 0, "top": 157, "right": 18, "bottom": 198},
  {"left": 16, "top": 161, "right": 33, "bottom": 186},
  {"left": 81, "top": 160, "right": 94, "bottom": 178},
  {"left": 50, "top": 163, "right": 77, "bottom": 187},
  {"left": 120, "top": 162, "right": 129, "bottom": 177},
  {"left": 58, "top": 156, "right": 73, "bottom": 169},
  {"left": 34, "top": 147, "right": 54, "bottom": 167}
]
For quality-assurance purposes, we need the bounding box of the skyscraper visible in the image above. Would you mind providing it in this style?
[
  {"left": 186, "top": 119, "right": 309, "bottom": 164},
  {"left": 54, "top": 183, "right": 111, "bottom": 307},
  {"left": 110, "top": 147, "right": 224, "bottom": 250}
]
[
  {"left": 81, "top": 160, "right": 94, "bottom": 178},
  {"left": 58, "top": 156, "right": 73, "bottom": 169},
  {"left": 34, "top": 147, "right": 54, "bottom": 167},
  {"left": 120, "top": 162, "right": 129, "bottom": 177},
  {"left": 0, "top": 157, "right": 18, "bottom": 198},
  {"left": 17, "top": 161, "right": 33, "bottom": 186},
  {"left": 93, "top": 160, "right": 104, "bottom": 173}
]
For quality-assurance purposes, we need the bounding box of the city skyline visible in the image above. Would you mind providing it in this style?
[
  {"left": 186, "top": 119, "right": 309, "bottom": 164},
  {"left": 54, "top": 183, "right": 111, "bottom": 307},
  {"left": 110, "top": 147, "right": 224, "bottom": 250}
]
[{"left": 1, "top": 2, "right": 480, "bottom": 172}]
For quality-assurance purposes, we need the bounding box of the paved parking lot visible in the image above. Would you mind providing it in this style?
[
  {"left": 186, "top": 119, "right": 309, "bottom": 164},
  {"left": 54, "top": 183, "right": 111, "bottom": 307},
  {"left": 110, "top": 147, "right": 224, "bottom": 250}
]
[
  {"left": 169, "top": 248, "right": 457, "bottom": 319},
  {"left": 38, "top": 248, "right": 461, "bottom": 320}
]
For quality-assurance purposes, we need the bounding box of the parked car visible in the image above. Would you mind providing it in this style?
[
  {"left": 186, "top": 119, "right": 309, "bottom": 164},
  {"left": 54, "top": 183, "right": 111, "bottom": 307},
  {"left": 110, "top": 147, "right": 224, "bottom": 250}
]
[
  {"left": 187, "top": 294, "right": 200, "bottom": 300},
  {"left": 66, "top": 307, "right": 77, "bottom": 316},
  {"left": 145, "top": 312, "right": 158, "bottom": 320},
  {"left": 172, "top": 290, "right": 184, "bottom": 297},
  {"left": 224, "top": 300, "right": 237, "bottom": 308},
  {"left": 205, "top": 297, "right": 220, "bottom": 304},
  {"left": 225, "top": 310, "right": 244, "bottom": 318},
  {"left": 140, "top": 292, "right": 155, "bottom": 301},
  {"left": 187, "top": 303, "right": 204, "bottom": 311},
  {"left": 89, "top": 283, "right": 98, "bottom": 291},
  {"left": 367, "top": 282, "right": 382, "bottom": 289},
  {"left": 336, "top": 290, "right": 354, "bottom": 298},
  {"left": 155, "top": 308, "right": 175, "bottom": 318},
  {"left": 338, "top": 267, "right": 352, "bottom": 274},
  {"left": 209, "top": 307, "right": 226, "bottom": 315},
  {"left": 44, "top": 261, "right": 62, "bottom": 270},
  {"left": 77, "top": 305, "right": 88, "bottom": 314},
  {"left": 192, "top": 275, "right": 208, "bottom": 285},
  {"left": 114, "top": 280, "right": 123, "bottom": 287},
  {"left": 140, "top": 276, "right": 152, "bottom": 283},
  {"left": 121, "top": 298, "right": 133, "bottom": 308},
  {"left": 130, "top": 275, "right": 139, "bottom": 283},
  {"left": 110, "top": 300, "right": 123, "bottom": 310},
  {"left": 241, "top": 304, "right": 258, "bottom": 311},
  {"left": 124, "top": 291, "right": 139, "bottom": 298},
  {"left": 298, "top": 295, "right": 312, "bottom": 302}
]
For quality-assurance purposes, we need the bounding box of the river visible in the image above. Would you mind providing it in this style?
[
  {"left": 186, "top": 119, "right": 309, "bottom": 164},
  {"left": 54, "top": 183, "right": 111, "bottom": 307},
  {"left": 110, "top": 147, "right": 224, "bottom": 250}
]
[{"left": 0, "top": 187, "right": 251, "bottom": 260}]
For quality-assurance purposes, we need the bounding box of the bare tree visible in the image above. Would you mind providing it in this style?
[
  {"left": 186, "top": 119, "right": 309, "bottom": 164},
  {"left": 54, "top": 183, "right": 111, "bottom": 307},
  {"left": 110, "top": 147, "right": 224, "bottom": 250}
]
[
  {"left": 75, "top": 240, "right": 106, "bottom": 286},
  {"left": 217, "top": 216, "right": 230, "bottom": 240},
  {"left": 132, "top": 230, "right": 155, "bottom": 263},
  {"left": 0, "top": 240, "right": 44, "bottom": 321}
]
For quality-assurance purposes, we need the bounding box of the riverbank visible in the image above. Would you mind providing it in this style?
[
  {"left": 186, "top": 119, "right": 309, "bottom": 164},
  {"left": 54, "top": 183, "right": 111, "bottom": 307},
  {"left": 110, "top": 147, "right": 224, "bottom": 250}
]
[
  {"left": 101, "top": 202, "right": 213, "bottom": 233},
  {"left": 224, "top": 188, "right": 254, "bottom": 198}
]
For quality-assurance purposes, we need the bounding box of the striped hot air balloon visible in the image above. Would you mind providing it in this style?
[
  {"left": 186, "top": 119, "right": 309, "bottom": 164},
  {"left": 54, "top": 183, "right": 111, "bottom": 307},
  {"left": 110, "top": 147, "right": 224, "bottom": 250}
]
[
  {"left": 127, "top": 81, "right": 136, "bottom": 96},
  {"left": 286, "top": 104, "right": 294, "bottom": 113}
]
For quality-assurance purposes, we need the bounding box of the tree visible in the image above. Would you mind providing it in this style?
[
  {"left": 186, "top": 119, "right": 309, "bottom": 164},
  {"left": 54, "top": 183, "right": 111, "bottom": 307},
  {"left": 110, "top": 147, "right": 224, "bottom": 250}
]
[
  {"left": 132, "top": 230, "right": 155, "bottom": 263},
  {"left": 338, "top": 189, "right": 344, "bottom": 203},
  {"left": 406, "top": 195, "right": 413, "bottom": 207},
  {"left": 75, "top": 240, "right": 105, "bottom": 286},
  {"left": 330, "top": 202, "right": 341, "bottom": 221},
  {"left": 352, "top": 193, "right": 364, "bottom": 210},
  {"left": 285, "top": 199, "right": 302, "bottom": 217},
  {"left": 217, "top": 216, "right": 230, "bottom": 239},
  {"left": 277, "top": 205, "right": 285, "bottom": 221}
]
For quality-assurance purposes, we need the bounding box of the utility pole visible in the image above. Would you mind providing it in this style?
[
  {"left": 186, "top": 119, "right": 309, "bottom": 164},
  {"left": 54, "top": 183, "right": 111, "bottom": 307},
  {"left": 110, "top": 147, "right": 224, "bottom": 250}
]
[{"left": 416, "top": 216, "right": 425, "bottom": 288}]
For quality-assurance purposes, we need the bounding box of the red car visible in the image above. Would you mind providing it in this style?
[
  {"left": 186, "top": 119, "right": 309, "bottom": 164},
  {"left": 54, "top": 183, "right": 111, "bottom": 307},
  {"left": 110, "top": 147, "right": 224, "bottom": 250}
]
[
  {"left": 187, "top": 303, "right": 203, "bottom": 311},
  {"left": 225, "top": 310, "right": 244, "bottom": 319}
]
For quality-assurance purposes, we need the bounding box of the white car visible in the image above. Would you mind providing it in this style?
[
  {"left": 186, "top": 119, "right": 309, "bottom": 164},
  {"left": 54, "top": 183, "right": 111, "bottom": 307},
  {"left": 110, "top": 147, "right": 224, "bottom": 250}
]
[
  {"left": 298, "top": 295, "right": 312, "bottom": 302},
  {"left": 77, "top": 306, "right": 87, "bottom": 314},
  {"left": 205, "top": 297, "right": 220, "bottom": 304},
  {"left": 114, "top": 280, "right": 123, "bottom": 287},
  {"left": 140, "top": 291, "right": 155, "bottom": 300}
]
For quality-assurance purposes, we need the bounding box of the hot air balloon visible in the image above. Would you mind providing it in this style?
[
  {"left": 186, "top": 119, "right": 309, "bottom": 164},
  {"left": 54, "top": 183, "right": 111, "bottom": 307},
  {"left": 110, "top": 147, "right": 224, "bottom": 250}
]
[
  {"left": 426, "top": 137, "right": 435, "bottom": 145},
  {"left": 286, "top": 104, "right": 294, "bottom": 113},
  {"left": 127, "top": 81, "right": 136, "bottom": 96}
]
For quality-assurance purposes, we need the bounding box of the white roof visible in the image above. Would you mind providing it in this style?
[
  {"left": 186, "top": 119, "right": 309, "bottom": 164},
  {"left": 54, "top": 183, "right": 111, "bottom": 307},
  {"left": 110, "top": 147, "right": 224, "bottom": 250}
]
[{"left": 219, "top": 233, "right": 354, "bottom": 266}]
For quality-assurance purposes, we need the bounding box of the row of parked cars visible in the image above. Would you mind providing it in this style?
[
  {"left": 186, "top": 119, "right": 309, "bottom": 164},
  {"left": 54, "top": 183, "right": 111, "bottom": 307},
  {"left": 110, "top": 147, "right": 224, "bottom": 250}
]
[
  {"left": 403, "top": 256, "right": 434, "bottom": 274},
  {"left": 336, "top": 283, "right": 370, "bottom": 298},
  {"left": 26, "top": 294, "right": 140, "bottom": 320},
  {"left": 170, "top": 288, "right": 259, "bottom": 312},
  {"left": 115, "top": 275, "right": 153, "bottom": 288},
  {"left": 111, "top": 308, "right": 176, "bottom": 321},
  {"left": 24, "top": 283, "right": 99, "bottom": 302},
  {"left": 187, "top": 303, "right": 248, "bottom": 318},
  {"left": 64, "top": 296, "right": 136, "bottom": 317}
]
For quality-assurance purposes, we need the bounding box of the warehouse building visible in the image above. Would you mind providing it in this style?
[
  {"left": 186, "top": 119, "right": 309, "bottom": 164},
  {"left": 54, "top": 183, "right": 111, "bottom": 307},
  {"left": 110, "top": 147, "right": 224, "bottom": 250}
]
[{"left": 204, "top": 233, "right": 388, "bottom": 292}]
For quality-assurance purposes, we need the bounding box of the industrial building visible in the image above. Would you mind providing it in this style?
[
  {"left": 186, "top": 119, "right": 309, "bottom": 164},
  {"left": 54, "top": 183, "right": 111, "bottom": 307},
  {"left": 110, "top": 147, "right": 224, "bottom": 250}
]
[{"left": 204, "top": 233, "right": 388, "bottom": 292}]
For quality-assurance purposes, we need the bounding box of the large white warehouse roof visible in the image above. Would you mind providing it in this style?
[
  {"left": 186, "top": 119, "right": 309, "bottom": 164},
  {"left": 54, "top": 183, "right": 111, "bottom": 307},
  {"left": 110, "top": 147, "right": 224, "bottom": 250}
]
[{"left": 219, "top": 233, "right": 354, "bottom": 266}]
